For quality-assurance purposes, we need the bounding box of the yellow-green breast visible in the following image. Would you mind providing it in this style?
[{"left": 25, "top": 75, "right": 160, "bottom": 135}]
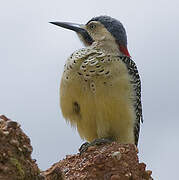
[{"left": 60, "top": 46, "right": 136, "bottom": 144}]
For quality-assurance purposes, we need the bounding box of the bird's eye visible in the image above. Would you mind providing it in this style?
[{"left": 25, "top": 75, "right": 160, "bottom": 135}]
[{"left": 89, "top": 23, "right": 96, "bottom": 30}]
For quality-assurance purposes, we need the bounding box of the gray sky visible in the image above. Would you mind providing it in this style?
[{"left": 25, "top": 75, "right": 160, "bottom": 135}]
[{"left": 0, "top": 0, "right": 179, "bottom": 179}]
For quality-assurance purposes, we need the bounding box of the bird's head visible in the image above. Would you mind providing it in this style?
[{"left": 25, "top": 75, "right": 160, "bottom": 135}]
[{"left": 50, "top": 16, "right": 130, "bottom": 57}]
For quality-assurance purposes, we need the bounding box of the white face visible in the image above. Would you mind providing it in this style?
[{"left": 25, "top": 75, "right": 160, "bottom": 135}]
[
  {"left": 85, "top": 21, "right": 116, "bottom": 43},
  {"left": 84, "top": 21, "right": 120, "bottom": 54}
]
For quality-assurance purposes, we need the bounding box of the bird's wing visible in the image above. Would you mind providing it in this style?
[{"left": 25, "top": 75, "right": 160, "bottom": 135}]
[{"left": 120, "top": 56, "right": 143, "bottom": 146}]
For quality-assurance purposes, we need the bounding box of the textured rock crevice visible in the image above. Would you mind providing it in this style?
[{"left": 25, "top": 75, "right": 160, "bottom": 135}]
[
  {"left": 0, "top": 115, "right": 43, "bottom": 180},
  {"left": 0, "top": 115, "right": 153, "bottom": 180},
  {"left": 44, "top": 143, "right": 153, "bottom": 180}
]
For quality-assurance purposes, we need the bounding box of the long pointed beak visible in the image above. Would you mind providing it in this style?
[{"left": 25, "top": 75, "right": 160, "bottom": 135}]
[
  {"left": 49, "top": 22, "right": 85, "bottom": 33},
  {"left": 50, "top": 21, "right": 94, "bottom": 45}
]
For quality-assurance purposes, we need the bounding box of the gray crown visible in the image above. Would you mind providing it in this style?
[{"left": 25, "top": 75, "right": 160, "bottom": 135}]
[{"left": 87, "top": 16, "right": 127, "bottom": 47}]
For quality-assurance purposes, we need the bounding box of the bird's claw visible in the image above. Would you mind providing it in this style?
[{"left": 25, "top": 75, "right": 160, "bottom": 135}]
[
  {"left": 79, "top": 142, "right": 91, "bottom": 154},
  {"left": 79, "top": 138, "right": 113, "bottom": 154}
]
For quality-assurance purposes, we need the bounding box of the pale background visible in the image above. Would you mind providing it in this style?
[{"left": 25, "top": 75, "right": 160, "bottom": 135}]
[{"left": 0, "top": 0, "right": 179, "bottom": 179}]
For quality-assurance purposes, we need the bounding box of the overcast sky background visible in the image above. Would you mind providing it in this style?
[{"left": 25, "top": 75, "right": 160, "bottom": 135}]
[{"left": 0, "top": 0, "right": 179, "bottom": 179}]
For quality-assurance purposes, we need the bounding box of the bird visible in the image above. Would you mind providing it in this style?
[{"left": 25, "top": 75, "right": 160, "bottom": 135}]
[{"left": 50, "top": 16, "right": 143, "bottom": 149}]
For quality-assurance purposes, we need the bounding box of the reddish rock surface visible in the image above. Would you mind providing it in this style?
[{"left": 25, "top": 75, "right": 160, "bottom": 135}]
[
  {"left": 0, "top": 115, "right": 153, "bottom": 180},
  {"left": 0, "top": 115, "right": 43, "bottom": 180},
  {"left": 44, "top": 143, "right": 153, "bottom": 180}
]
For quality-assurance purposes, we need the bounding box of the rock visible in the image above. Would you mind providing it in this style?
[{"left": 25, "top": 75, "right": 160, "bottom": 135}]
[
  {"left": 43, "top": 142, "right": 153, "bottom": 180},
  {"left": 0, "top": 115, "right": 153, "bottom": 180},
  {"left": 0, "top": 115, "right": 41, "bottom": 180}
]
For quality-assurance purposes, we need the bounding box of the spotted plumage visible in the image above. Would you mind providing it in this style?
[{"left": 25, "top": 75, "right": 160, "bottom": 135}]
[
  {"left": 50, "top": 15, "right": 143, "bottom": 146},
  {"left": 120, "top": 56, "right": 143, "bottom": 145},
  {"left": 61, "top": 43, "right": 143, "bottom": 145}
]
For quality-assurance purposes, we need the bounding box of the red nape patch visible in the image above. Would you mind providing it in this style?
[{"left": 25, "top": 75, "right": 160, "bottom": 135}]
[{"left": 119, "top": 45, "right": 131, "bottom": 57}]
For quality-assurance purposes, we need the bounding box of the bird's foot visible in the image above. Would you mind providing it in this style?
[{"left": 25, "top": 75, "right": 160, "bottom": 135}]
[
  {"left": 79, "top": 142, "right": 91, "bottom": 154},
  {"left": 79, "top": 138, "right": 113, "bottom": 154}
]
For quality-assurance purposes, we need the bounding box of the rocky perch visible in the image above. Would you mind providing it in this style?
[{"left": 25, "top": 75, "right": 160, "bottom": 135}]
[{"left": 0, "top": 115, "right": 153, "bottom": 180}]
